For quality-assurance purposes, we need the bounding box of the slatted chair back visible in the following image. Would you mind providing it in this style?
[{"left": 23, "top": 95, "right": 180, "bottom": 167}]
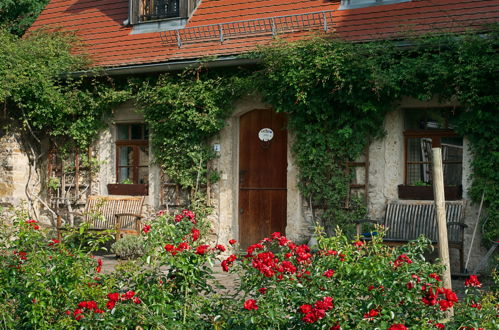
[
  {"left": 384, "top": 201, "right": 465, "bottom": 243},
  {"left": 83, "top": 195, "right": 145, "bottom": 230}
]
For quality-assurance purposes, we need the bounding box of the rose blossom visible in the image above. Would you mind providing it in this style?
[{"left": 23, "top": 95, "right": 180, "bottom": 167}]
[{"left": 244, "top": 299, "right": 258, "bottom": 310}]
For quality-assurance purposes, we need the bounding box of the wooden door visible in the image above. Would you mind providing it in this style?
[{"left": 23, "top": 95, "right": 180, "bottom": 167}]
[{"left": 239, "top": 109, "right": 287, "bottom": 249}]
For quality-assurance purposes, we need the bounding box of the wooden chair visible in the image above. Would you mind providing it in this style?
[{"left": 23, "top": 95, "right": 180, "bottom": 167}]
[
  {"left": 356, "top": 201, "right": 467, "bottom": 272},
  {"left": 57, "top": 195, "right": 145, "bottom": 240}
]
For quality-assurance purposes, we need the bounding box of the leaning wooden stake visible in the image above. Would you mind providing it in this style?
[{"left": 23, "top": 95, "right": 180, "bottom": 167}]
[{"left": 432, "top": 147, "right": 453, "bottom": 317}]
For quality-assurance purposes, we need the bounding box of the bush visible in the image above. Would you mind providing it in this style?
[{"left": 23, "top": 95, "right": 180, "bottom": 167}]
[
  {"left": 111, "top": 234, "right": 145, "bottom": 259},
  {"left": 0, "top": 206, "right": 496, "bottom": 329},
  {"left": 219, "top": 227, "right": 498, "bottom": 329}
]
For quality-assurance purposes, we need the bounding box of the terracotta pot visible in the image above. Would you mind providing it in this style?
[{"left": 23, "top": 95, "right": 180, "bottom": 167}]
[
  {"left": 107, "top": 184, "right": 148, "bottom": 196},
  {"left": 397, "top": 184, "right": 462, "bottom": 200}
]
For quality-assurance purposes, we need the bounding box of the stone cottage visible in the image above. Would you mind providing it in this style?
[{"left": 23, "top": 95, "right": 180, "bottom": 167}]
[{"left": 1, "top": 0, "right": 498, "bottom": 272}]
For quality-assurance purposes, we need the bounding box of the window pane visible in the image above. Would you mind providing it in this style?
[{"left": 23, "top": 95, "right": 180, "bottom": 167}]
[
  {"left": 138, "top": 167, "right": 148, "bottom": 184},
  {"left": 407, "top": 164, "right": 432, "bottom": 185},
  {"left": 131, "top": 124, "right": 143, "bottom": 140},
  {"left": 118, "top": 167, "right": 132, "bottom": 183},
  {"left": 443, "top": 163, "right": 462, "bottom": 186},
  {"left": 119, "top": 146, "right": 134, "bottom": 166},
  {"left": 139, "top": 146, "right": 149, "bottom": 166},
  {"left": 407, "top": 137, "right": 432, "bottom": 162},
  {"left": 117, "top": 125, "right": 129, "bottom": 140}
]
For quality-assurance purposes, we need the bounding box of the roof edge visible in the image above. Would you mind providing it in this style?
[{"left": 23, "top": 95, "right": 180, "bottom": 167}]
[{"left": 69, "top": 56, "right": 260, "bottom": 77}]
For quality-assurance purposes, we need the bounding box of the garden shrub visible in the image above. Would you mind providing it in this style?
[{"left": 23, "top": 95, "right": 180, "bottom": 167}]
[
  {"left": 0, "top": 210, "right": 108, "bottom": 329},
  {"left": 220, "top": 228, "right": 498, "bottom": 329},
  {"left": 0, "top": 206, "right": 496, "bottom": 329},
  {"left": 111, "top": 234, "right": 145, "bottom": 259}
]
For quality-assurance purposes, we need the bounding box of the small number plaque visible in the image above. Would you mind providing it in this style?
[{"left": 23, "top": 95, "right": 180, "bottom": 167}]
[{"left": 258, "top": 128, "right": 274, "bottom": 142}]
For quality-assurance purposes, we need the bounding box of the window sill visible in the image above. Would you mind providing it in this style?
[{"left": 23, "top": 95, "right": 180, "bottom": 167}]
[
  {"left": 398, "top": 184, "right": 462, "bottom": 200},
  {"left": 107, "top": 184, "right": 149, "bottom": 196},
  {"left": 130, "top": 17, "right": 187, "bottom": 35}
]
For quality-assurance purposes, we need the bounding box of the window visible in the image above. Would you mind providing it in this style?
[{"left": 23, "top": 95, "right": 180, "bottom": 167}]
[
  {"left": 139, "top": 0, "right": 179, "bottom": 22},
  {"left": 129, "top": 0, "right": 200, "bottom": 25},
  {"left": 116, "top": 124, "right": 149, "bottom": 184},
  {"left": 403, "top": 108, "right": 463, "bottom": 186},
  {"left": 339, "top": 0, "right": 411, "bottom": 10}
]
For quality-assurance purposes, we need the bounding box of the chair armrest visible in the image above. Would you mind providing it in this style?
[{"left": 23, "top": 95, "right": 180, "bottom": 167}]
[
  {"left": 446, "top": 222, "right": 468, "bottom": 228},
  {"left": 115, "top": 213, "right": 143, "bottom": 219}
]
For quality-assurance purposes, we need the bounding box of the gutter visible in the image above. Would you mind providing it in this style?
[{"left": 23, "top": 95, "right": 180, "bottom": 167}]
[{"left": 69, "top": 56, "right": 260, "bottom": 77}]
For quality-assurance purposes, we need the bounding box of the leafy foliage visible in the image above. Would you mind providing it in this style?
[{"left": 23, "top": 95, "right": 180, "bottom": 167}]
[
  {"left": 253, "top": 33, "right": 498, "bottom": 236},
  {"left": 0, "top": 0, "right": 49, "bottom": 36},
  {"left": 136, "top": 71, "right": 249, "bottom": 189},
  {"left": 1, "top": 29, "right": 129, "bottom": 151}
]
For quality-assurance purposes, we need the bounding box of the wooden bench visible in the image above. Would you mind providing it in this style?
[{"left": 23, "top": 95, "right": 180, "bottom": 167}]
[
  {"left": 356, "top": 201, "right": 467, "bottom": 272},
  {"left": 57, "top": 195, "right": 145, "bottom": 240}
]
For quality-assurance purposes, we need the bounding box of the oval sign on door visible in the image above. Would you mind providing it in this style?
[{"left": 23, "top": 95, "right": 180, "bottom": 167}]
[{"left": 258, "top": 128, "right": 274, "bottom": 141}]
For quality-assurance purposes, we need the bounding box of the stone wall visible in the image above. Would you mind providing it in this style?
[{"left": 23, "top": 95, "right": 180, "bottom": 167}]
[{"left": 0, "top": 130, "right": 32, "bottom": 207}]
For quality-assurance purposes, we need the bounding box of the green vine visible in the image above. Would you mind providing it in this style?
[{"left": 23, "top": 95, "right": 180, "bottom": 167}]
[{"left": 135, "top": 71, "right": 249, "bottom": 190}]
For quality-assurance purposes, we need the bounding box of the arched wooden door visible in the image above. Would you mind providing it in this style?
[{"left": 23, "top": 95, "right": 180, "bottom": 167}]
[{"left": 238, "top": 109, "right": 287, "bottom": 249}]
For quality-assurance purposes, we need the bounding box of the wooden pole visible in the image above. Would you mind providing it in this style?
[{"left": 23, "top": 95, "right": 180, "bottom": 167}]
[{"left": 432, "top": 147, "right": 453, "bottom": 316}]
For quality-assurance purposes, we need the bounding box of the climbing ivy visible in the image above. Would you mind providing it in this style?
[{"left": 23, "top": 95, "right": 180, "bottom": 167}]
[
  {"left": 135, "top": 70, "right": 250, "bottom": 189},
  {"left": 253, "top": 32, "right": 498, "bottom": 237}
]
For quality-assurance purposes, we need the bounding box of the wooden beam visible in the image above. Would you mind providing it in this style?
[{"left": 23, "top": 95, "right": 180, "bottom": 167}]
[{"left": 432, "top": 147, "right": 453, "bottom": 316}]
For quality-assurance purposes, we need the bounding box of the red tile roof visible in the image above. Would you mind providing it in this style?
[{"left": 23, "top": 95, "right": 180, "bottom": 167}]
[{"left": 30, "top": 0, "right": 499, "bottom": 69}]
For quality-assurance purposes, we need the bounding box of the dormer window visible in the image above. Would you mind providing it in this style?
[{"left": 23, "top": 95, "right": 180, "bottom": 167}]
[
  {"left": 339, "top": 0, "right": 410, "bottom": 10},
  {"left": 129, "top": 0, "right": 200, "bottom": 28},
  {"left": 139, "top": 0, "right": 180, "bottom": 22}
]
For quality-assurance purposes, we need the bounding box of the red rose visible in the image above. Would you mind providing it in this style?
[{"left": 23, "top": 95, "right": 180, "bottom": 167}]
[
  {"left": 435, "top": 323, "right": 445, "bottom": 329},
  {"left": 94, "top": 308, "right": 105, "bottom": 314},
  {"left": 74, "top": 309, "right": 84, "bottom": 320},
  {"left": 215, "top": 244, "right": 226, "bottom": 252},
  {"left": 229, "top": 239, "right": 237, "bottom": 245},
  {"left": 429, "top": 273, "right": 442, "bottom": 282},
  {"left": 323, "top": 269, "right": 335, "bottom": 278},
  {"left": 354, "top": 240, "right": 364, "bottom": 247},
  {"left": 363, "top": 309, "right": 379, "bottom": 319},
  {"left": 96, "top": 258, "right": 103, "bottom": 273},
  {"left": 174, "top": 214, "right": 184, "bottom": 222},
  {"left": 177, "top": 242, "right": 190, "bottom": 251},
  {"left": 48, "top": 239, "right": 60, "bottom": 246},
  {"left": 191, "top": 228, "right": 200, "bottom": 241},
  {"left": 258, "top": 287, "right": 267, "bottom": 294},
  {"left": 271, "top": 232, "right": 282, "bottom": 239},
  {"left": 465, "top": 275, "right": 482, "bottom": 287},
  {"left": 142, "top": 225, "right": 151, "bottom": 234},
  {"left": 315, "top": 296, "right": 333, "bottom": 311},
  {"left": 221, "top": 260, "right": 229, "bottom": 272},
  {"left": 107, "top": 292, "right": 120, "bottom": 302},
  {"left": 389, "top": 324, "right": 408, "bottom": 330},
  {"left": 132, "top": 297, "right": 141, "bottom": 304},
  {"left": 244, "top": 299, "right": 258, "bottom": 311},
  {"left": 195, "top": 244, "right": 209, "bottom": 255},
  {"left": 164, "top": 244, "right": 175, "bottom": 252},
  {"left": 299, "top": 304, "right": 313, "bottom": 314},
  {"left": 106, "top": 300, "right": 116, "bottom": 310},
  {"left": 406, "top": 281, "right": 414, "bottom": 289},
  {"left": 121, "top": 290, "right": 135, "bottom": 300}
]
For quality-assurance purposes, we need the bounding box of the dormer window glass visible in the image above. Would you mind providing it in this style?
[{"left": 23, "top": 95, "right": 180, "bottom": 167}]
[
  {"left": 140, "top": 0, "right": 180, "bottom": 22},
  {"left": 339, "top": 0, "right": 410, "bottom": 10}
]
